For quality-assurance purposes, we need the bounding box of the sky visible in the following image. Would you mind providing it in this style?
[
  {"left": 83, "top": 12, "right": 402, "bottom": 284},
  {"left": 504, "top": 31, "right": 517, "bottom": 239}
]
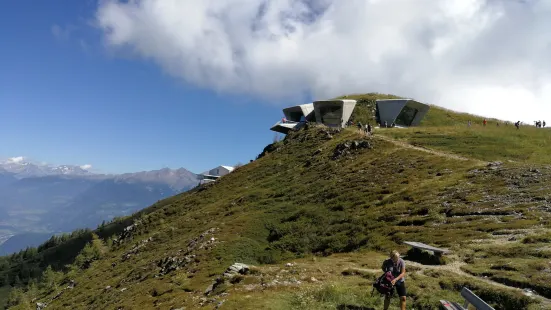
[{"left": 1, "top": 0, "right": 551, "bottom": 174}]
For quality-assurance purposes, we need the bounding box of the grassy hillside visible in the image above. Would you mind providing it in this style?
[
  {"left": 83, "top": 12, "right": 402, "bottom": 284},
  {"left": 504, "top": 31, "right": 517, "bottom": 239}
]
[{"left": 3, "top": 94, "right": 551, "bottom": 310}]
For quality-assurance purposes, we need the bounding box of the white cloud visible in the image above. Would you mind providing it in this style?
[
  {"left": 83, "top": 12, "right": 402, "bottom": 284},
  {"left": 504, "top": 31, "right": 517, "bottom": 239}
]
[
  {"left": 7, "top": 156, "right": 25, "bottom": 164},
  {"left": 95, "top": 0, "right": 551, "bottom": 122},
  {"left": 80, "top": 164, "right": 92, "bottom": 170}
]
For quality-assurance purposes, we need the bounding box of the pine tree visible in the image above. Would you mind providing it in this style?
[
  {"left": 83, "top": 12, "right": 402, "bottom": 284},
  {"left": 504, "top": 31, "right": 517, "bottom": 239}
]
[
  {"left": 40, "top": 265, "right": 59, "bottom": 292},
  {"left": 27, "top": 279, "right": 38, "bottom": 300},
  {"left": 14, "top": 275, "right": 22, "bottom": 287}
]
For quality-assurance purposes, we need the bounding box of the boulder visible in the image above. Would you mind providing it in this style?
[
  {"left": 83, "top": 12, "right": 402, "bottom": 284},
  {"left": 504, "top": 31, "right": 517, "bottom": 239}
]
[
  {"left": 36, "top": 302, "right": 47, "bottom": 310},
  {"left": 204, "top": 277, "right": 224, "bottom": 296},
  {"left": 223, "top": 263, "right": 249, "bottom": 278}
]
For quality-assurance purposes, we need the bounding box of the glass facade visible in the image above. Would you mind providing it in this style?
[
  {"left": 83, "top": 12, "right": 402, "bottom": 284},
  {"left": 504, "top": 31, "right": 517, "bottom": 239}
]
[
  {"left": 395, "top": 105, "right": 419, "bottom": 126},
  {"left": 319, "top": 106, "right": 343, "bottom": 127}
]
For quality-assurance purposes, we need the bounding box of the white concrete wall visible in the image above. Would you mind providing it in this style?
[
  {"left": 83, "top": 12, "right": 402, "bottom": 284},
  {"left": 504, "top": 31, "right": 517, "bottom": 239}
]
[{"left": 208, "top": 166, "right": 231, "bottom": 177}]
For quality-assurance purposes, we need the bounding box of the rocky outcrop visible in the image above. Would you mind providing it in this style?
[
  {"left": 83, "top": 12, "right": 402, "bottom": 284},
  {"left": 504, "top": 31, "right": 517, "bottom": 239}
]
[
  {"left": 156, "top": 228, "right": 219, "bottom": 277},
  {"left": 157, "top": 255, "right": 196, "bottom": 276},
  {"left": 223, "top": 263, "right": 249, "bottom": 278},
  {"left": 204, "top": 263, "right": 250, "bottom": 296},
  {"left": 113, "top": 220, "right": 143, "bottom": 246},
  {"left": 257, "top": 143, "right": 281, "bottom": 159},
  {"left": 122, "top": 237, "right": 153, "bottom": 261},
  {"left": 204, "top": 277, "right": 225, "bottom": 295},
  {"left": 332, "top": 140, "right": 372, "bottom": 160}
]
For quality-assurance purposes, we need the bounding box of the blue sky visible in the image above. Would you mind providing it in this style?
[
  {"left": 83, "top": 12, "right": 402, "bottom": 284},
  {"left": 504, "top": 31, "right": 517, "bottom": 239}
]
[
  {"left": 2, "top": 1, "right": 550, "bottom": 174},
  {"left": 0, "top": 0, "right": 294, "bottom": 174}
]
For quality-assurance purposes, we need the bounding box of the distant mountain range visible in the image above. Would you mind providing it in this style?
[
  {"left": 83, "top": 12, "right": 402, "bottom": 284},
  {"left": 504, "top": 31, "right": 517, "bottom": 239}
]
[
  {"left": 0, "top": 158, "right": 199, "bottom": 255},
  {"left": 0, "top": 158, "right": 93, "bottom": 179}
]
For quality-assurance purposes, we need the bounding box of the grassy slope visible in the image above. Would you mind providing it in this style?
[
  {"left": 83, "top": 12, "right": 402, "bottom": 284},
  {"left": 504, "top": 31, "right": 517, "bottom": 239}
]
[{"left": 5, "top": 93, "right": 551, "bottom": 310}]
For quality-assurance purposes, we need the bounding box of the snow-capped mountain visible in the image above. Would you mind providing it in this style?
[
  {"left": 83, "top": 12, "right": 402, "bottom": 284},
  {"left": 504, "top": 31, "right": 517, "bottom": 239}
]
[{"left": 0, "top": 157, "right": 93, "bottom": 179}]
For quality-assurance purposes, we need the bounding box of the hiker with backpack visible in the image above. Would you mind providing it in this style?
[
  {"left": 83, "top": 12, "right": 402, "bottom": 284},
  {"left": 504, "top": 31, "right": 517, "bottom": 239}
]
[{"left": 381, "top": 250, "right": 407, "bottom": 310}]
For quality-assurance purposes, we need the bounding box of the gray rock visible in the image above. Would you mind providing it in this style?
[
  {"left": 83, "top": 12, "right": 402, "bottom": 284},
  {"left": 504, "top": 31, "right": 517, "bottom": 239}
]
[
  {"left": 332, "top": 140, "right": 371, "bottom": 160},
  {"left": 204, "top": 277, "right": 224, "bottom": 296},
  {"left": 204, "top": 283, "right": 215, "bottom": 295},
  {"left": 36, "top": 302, "right": 47, "bottom": 310},
  {"left": 223, "top": 263, "right": 249, "bottom": 278}
]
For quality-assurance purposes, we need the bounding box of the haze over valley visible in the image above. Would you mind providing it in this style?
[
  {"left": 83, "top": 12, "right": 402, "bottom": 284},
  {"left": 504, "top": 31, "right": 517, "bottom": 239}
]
[{"left": 0, "top": 157, "right": 199, "bottom": 255}]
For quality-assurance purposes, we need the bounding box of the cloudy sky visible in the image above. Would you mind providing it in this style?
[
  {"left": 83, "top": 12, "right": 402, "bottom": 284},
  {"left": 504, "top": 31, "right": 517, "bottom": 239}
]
[
  {"left": 1, "top": 0, "right": 550, "bottom": 173},
  {"left": 95, "top": 0, "right": 551, "bottom": 121}
]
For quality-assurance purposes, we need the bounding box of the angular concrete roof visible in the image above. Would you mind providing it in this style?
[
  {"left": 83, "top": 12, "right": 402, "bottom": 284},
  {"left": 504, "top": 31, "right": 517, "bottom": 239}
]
[
  {"left": 270, "top": 99, "right": 357, "bottom": 134},
  {"left": 376, "top": 99, "right": 430, "bottom": 127},
  {"left": 313, "top": 99, "right": 357, "bottom": 128},
  {"left": 283, "top": 103, "right": 315, "bottom": 122},
  {"left": 220, "top": 166, "right": 235, "bottom": 172}
]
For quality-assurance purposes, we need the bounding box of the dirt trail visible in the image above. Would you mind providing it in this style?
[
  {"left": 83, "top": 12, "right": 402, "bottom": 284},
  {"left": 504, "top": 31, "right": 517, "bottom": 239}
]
[
  {"left": 374, "top": 134, "right": 487, "bottom": 165},
  {"left": 405, "top": 260, "right": 551, "bottom": 307}
]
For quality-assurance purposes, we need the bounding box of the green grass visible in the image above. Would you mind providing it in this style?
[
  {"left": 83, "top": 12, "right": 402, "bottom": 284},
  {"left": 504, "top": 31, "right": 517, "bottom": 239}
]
[
  {"left": 4, "top": 94, "right": 551, "bottom": 309},
  {"left": 379, "top": 125, "right": 551, "bottom": 164}
]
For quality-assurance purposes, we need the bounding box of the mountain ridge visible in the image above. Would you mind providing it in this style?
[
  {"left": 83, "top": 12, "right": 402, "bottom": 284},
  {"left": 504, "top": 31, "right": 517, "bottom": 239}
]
[
  {"left": 2, "top": 93, "right": 550, "bottom": 310},
  {"left": 0, "top": 164, "right": 200, "bottom": 257}
]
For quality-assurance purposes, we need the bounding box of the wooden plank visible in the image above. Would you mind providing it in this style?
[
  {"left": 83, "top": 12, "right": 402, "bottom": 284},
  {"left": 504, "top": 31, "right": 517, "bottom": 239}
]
[
  {"left": 404, "top": 241, "right": 450, "bottom": 254},
  {"left": 461, "top": 288, "right": 495, "bottom": 310},
  {"left": 439, "top": 300, "right": 466, "bottom": 310}
]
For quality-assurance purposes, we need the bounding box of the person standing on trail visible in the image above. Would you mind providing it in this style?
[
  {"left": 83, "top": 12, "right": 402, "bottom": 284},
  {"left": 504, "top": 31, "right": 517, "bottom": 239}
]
[
  {"left": 382, "top": 250, "right": 407, "bottom": 310},
  {"left": 483, "top": 119, "right": 487, "bottom": 127},
  {"left": 357, "top": 121, "right": 363, "bottom": 133},
  {"left": 515, "top": 121, "right": 520, "bottom": 130},
  {"left": 468, "top": 120, "right": 472, "bottom": 127}
]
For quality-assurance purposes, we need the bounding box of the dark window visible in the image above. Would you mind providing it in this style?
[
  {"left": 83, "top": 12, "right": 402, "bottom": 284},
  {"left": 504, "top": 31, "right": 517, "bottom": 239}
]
[
  {"left": 288, "top": 111, "right": 303, "bottom": 122},
  {"left": 395, "top": 106, "right": 419, "bottom": 126},
  {"left": 319, "top": 106, "right": 342, "bottom": 127}
]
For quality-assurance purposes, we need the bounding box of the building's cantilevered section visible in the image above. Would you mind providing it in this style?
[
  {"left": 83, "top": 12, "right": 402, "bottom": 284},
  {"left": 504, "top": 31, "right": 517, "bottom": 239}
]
[
  {"left": 284, "top": 103, "right": 315, "bottom": 122},
  {"left": 270, "top": 103, "right": 314, "bottom": 134},
  {"left": 313, "top": 99, "right": 357, "bottom": 128},
  {"left": 198, "top": 165, "right": 235, "bottom": 184},
  {"left": 270, "top": 121, "right": 301, "bottom": 134},
  {"left": 270, "top": 100, "right": 357, "bottom": 134},
  {"left": 376, "top": 99, "right": 430, "bottom": 127}
]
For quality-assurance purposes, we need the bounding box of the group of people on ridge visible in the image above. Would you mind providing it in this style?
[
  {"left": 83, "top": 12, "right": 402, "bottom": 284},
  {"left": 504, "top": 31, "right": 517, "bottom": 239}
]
[
  {"left": 469, "top": 119, "right": 536, "bottom": 130},
  {"left": 350, "top": 121, "right": 373, "bottom": 136}
]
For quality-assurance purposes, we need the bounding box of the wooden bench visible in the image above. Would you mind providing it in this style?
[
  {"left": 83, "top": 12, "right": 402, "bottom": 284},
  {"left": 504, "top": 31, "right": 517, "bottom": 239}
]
[
  {"left": 440, "top": 287, "right": 495, "bottom": 310},
  {"left": 404, "top": 241, "right": 450, "bottom": 257}
]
